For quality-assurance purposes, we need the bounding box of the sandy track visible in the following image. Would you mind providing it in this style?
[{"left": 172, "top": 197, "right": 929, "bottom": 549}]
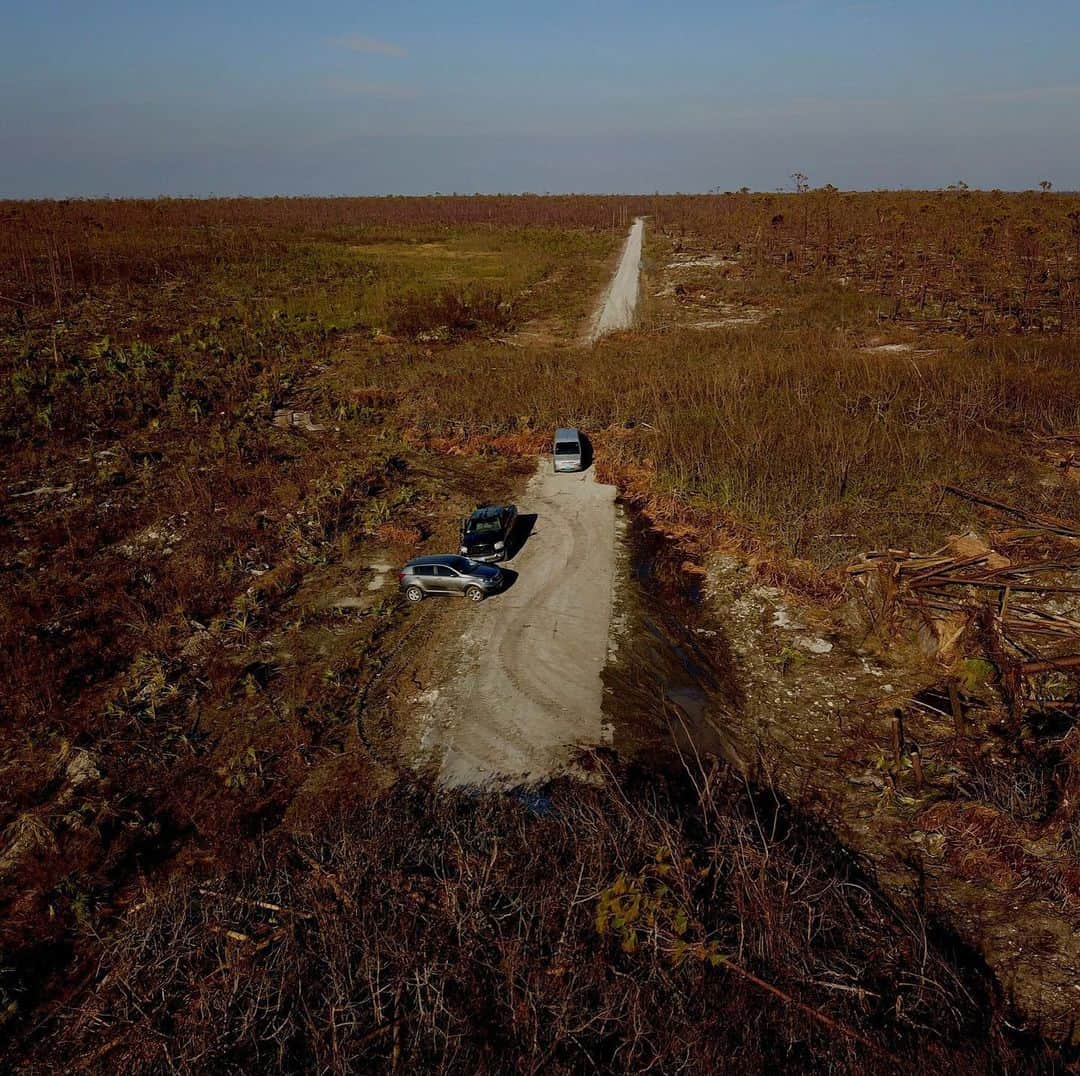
[
  {"left": 414, "top": 460, "right": 617, "bottom": 786},
  {"left": 588, "top": 218, "right": 644, "bottom": 340}
]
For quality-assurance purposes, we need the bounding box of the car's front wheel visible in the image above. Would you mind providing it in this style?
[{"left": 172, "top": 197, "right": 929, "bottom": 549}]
[
  {"left": 465, "top": 586, "right": 485, "bottom": 602},
  {"left": 405, "top": 586, "right": 425, "bottom": 603}
]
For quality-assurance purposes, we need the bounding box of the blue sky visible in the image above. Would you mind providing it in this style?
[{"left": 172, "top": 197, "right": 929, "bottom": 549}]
[{"left": 2, "top": 0, "right": 1079, "bottom": 196}]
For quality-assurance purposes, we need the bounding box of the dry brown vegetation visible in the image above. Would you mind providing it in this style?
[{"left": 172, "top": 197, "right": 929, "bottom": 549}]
[
  {"left": 26, "top": 766, "right": 1047, "bottom": 1074},
  {"left": 6, "top": 191, "right": 1076, "bottom": 335},
  {"left": 656, "top": 186, "right": 1080, "bottom": 334},
  {"left": 376, "top": 325, "right": 1080, "bottom": 568},
  {"left": 1, "top": 193, "right": 1079, "bottom": 1070}
]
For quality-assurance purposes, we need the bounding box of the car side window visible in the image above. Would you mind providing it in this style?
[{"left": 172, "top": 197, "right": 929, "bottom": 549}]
[
  {"left": 435, "top": 565, "right": 456, "bottom": 577},
  {"left": 413, "top": 566, "right": 434, "bottom": 577}
]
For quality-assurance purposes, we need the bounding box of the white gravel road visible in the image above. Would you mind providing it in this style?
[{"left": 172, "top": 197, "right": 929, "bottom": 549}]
[
  {"left": 588, "top": 217, "right": 644, "bottom": 340},
  {"left": 415, "top": 460, "right": 618, "bottom": 787},
  {"left": 409, "top": 225, "right": 643, "bottom": 786}
]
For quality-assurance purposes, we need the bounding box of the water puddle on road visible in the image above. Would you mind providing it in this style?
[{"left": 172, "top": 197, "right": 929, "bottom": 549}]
[{"left": 604, "top": 514, "right": 745, "bottom": 772}]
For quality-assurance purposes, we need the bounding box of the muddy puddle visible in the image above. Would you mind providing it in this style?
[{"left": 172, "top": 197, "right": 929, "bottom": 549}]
[{"left": 604, "top": 516, "right": 745, "bottom": 772}]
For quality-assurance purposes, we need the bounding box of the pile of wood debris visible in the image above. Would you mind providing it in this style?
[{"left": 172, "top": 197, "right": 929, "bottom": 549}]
[{"left": 849, "top": 485, "right": 1080, "bottom": 720}]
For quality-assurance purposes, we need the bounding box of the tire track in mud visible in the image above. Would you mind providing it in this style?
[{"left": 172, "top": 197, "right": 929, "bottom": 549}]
[{"left": 493, "top": 505, "right": 589, "bottom": 718}]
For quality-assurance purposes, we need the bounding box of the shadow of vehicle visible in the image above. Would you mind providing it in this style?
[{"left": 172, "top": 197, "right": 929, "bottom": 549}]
[
  {"left": 495, "top": 567, "right": 519, "bottom": 594},
  {"left": 578, "top": 432, "right": 595, "bottom": 471},
  {"left": 504, "top": 513, "right": 538, "bottom": 561}
]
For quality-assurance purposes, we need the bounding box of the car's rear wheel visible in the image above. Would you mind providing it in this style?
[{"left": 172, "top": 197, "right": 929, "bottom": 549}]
[
  {"left": 405, "top": 586, "right": 424, "bottom": 603},
  {"left": 465, "top": 586, "right": 485, "bottom": 602}
]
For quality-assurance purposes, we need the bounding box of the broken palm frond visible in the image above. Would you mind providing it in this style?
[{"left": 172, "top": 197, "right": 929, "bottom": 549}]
[
  {"left": 981, "top": 560, "right": 1080, "bottom": 579},
  {"left": 915, "top": 578, "right": 1080, "bottom": 595},
  {"left": 1002, "top": 611, "right": 1080, "bottom": 639},
  {"left": 852, "top": 497, "right": 1080, "bottom": 704},
  {"left": 1018, "top": 654, "right": 1080, "bottom": 676}
]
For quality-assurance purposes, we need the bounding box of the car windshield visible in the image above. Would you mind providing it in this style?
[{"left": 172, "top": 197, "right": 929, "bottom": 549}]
[
  {"left": 447, "top": 556, "right": 472, "bottom": 572},
  {"left": 555, "top": 442, "right": 579, "bottom": 455},
  {"left": 470, "top": 518, "right": 501, "bottom": 533}
]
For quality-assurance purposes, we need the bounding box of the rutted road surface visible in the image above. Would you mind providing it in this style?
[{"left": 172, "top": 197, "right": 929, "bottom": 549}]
[
  {"left": 414, "top": 460, "right": 618, "bottom": 786},
  {"left": 406, "top": 219, "right": 643, "bottom": 784},
  {"left": 588, "top": 217, "right": 644, "bottom": 340}
]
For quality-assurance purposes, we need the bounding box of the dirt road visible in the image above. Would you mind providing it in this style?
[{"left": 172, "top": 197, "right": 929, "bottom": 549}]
[
  {"left": 588, "top": 217, "right": 644, "bottom": 340},
  {"left": 413, "top": 460, "right": 618, "bottom": 786}
]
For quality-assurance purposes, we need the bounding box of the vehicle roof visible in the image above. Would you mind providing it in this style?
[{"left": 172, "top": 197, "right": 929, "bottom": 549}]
[
  {"left": 554, "top": 427, "right": 580, "bottom": 440},
  {"left": 468, "top": 505, "right": 505, "bottom": 521},
  {"left": 404, "top": 554, "right": 465, "bottom": 567}
]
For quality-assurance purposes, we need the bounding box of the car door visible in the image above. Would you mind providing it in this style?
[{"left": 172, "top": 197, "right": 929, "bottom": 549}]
[
  {"left": 412, "top": 565, "right": 437, "bottom": 593},
  {"left": 434, "top": 564, "right": 464, "bottom": 594}
]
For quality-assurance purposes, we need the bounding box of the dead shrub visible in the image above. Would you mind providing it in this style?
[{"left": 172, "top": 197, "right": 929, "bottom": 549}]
[
  {"left": 387, "top": 286, "right": 512, "bottom": 339},
  {"left": 20, "top": 767, "right": 1043, "bottom": 1075}
]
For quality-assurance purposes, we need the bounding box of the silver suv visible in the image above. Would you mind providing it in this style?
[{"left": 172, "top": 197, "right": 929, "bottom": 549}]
[{"left": 399, "top": 555, "right": 503, "bottom": 603}]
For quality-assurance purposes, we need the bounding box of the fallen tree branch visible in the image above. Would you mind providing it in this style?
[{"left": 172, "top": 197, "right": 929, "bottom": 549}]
[
  {"left": 198, "top": 888, "right": 313, "bottom": 919},
  {"left": 942, "top": 485, "right": 1080, "bottom": 537},
  {"left": 1018, "top": 654, "right": 1080, "bottom": 676},
  {"left": 720, "top": 958, "right": 898, "bottom": 1062}
]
